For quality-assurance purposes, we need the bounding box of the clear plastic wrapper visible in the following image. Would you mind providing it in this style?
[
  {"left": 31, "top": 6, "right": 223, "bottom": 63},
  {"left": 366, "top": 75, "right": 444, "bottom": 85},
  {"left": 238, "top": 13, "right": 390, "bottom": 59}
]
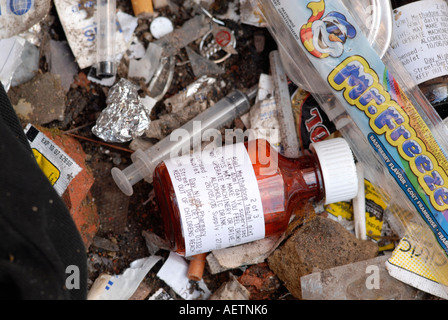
[{"left": 256, "top": 0, "right": 448, "bottom": 292}]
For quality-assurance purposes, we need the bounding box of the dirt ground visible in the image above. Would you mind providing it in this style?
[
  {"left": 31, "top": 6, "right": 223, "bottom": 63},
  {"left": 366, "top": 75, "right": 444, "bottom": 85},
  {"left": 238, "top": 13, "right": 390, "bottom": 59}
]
[
  {"left": 25, "top": 0, "right": 289, "bottom": 299},
  {"left": 6, "top": 0, "right": 448, "bottom": 302}
]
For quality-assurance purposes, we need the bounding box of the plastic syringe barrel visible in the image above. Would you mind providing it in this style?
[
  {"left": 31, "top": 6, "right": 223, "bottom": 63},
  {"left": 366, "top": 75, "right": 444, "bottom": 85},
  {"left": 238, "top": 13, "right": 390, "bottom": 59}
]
[
  {"left": 96, "top": 0, "right": 116, "bottom": 77},
  {"left": 111, "top": 86, "right": 257, "bottom": 196}
]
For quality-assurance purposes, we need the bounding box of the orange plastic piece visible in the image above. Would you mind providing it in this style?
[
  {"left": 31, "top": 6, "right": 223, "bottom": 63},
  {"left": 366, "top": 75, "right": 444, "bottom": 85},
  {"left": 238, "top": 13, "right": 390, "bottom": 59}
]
[
  {"left": 187, "top": 253, "right": 207, "bottom": 281},
  {"left": 131, "top": 0, "right": 154, "bottom": 16}
]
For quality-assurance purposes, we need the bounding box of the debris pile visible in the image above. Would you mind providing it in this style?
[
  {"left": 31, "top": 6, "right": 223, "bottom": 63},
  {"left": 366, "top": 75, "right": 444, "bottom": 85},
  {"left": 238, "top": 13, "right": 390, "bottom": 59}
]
[{"left": 1, "top": 0, "right": 447, "bottom": 302}]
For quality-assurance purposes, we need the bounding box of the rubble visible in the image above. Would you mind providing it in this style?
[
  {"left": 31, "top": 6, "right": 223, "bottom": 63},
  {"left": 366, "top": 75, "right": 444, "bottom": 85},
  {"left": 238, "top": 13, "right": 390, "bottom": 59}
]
[
  {"left": 8, "top": 72, "right": 66, "bottom": 125},
  {"left": 150, "top": 16, "right": 174, "bottom": 39},
  {"left": 209, "top": 275, "right": 250, "bottom": 300},
  {"left": 238, "top": 263, "right": 281, "bottom": 300}
]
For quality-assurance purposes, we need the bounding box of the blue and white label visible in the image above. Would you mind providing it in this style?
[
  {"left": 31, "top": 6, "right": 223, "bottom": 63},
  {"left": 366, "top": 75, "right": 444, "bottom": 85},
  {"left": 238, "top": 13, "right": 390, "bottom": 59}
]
[{"left": 0, "top": 0, "right": 34, "bottom": 16}]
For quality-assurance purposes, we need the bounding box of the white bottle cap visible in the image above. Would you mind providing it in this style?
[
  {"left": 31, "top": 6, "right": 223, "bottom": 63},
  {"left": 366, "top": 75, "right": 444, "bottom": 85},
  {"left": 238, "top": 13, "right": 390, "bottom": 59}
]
[
  {"left": 310, "top": 138, "right": 358, "bottom": 205},
  {"left": 150, "top": 16, "right": 174, "bottom": 39}
]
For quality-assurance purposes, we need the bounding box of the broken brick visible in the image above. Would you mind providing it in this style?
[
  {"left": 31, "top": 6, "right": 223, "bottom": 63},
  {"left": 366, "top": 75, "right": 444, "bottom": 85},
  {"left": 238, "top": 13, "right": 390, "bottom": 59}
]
[
  {"left": 39, "top": 127, "right": 99, "bottom": 249},
  {"left": 238, "top": 263, "right": 281, "bottom": 300}
]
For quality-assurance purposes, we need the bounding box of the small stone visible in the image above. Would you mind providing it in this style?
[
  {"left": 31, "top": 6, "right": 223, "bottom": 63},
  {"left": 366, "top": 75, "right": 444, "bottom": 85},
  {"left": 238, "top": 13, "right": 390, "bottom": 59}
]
[
  {"left": 268, "top": 215, "right": 379, "bottom": 299},
  {"left": 8, "top": 72, "right": 66, "bottom": 125}
]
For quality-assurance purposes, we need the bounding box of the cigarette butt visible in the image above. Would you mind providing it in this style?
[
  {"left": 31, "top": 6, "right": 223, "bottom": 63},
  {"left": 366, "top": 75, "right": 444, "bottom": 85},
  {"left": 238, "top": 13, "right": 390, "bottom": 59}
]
[
  {"left": 131, "top": 0, "right": 154, "bottom": 16},
  {"left": 187, "top": 253, "right": 207, "bottom": 281}
]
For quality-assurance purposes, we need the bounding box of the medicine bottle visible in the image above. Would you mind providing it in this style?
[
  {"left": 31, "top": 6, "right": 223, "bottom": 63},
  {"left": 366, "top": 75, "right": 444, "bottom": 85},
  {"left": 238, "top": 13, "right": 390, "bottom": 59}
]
[
  {"left": 153, "top": 138, "right": 358, "bottom": 257},
  {"left": 390, "top": 0, "right": 448, "bottom": 118}
]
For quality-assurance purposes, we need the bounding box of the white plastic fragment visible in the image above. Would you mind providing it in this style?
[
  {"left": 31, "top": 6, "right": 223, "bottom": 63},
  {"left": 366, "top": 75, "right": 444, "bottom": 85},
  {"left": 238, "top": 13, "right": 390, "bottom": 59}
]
[
  {"left": 353, "top": 162, "right": 367, "bottom": 240},
  {"left": 148, "top": 288, "right": 173, "bottom": 300},
  {"left": 269, "top": 50, "right": 300, "bottom": 158},
  {"left": 207, "top": 236, "right": 283, "bottom": 274},
  {"left": 87, "top": 255, "right": 163, "bottom": 300},
  {"left": 87, "top": 68, "right": 116, "bottom": 87},
  {"left": 117, "top": 11, "right": 139, "bottom": 46},
  {"left": 156, "top": 252, "right": 211, "bottom": 300},
  {"left": 117, "top": 11, "right": 145, "bottom": 59},
  {"left": 249, "top": 73, "right": 281, "bottom": 148}
]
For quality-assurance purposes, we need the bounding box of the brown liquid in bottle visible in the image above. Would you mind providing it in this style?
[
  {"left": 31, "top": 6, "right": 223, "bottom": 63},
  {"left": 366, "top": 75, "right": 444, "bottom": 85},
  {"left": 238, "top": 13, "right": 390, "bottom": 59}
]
[
  {"left": 391, "top": 0, "right": 448, "bottom": 119},
  {"left": 153, "top": 139, "right": 325, "bottom": 256}
]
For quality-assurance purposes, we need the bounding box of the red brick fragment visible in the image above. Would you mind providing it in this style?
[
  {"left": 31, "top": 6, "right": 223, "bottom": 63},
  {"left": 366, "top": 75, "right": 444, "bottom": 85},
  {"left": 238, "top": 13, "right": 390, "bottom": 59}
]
[{"left": 39, "top": 127, "right": 99, "bottom": 249}]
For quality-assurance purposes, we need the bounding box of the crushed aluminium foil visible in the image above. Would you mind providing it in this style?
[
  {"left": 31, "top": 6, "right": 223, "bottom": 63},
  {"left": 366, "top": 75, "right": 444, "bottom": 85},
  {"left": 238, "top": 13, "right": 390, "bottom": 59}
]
[{"left": 92, "top": 78, "right": 155, "bottom": 143}]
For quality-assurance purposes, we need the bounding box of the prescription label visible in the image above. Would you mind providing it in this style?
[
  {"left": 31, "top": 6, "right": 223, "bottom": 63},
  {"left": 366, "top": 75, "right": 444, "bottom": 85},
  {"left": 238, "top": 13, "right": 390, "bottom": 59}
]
[
  {"left": 391, "top": 0, "right": 448, "bottom": 85},
  {"left": 25, "top": 124, "right": 82, "bottom": 196},
  {"left": 164, "top": 143, "right": 265, "bottom": 257}
]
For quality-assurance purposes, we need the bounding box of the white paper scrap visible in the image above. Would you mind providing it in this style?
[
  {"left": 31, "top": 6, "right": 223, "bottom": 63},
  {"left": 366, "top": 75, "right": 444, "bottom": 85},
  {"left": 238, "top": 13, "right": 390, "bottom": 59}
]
[
  {"left": 89, "top": 255, "right": 163, "bottom": 300},
  {"left": 148, "top": 288, "right": 174, "bottom": 300},
  {"left": 157, "top": 252, "right": 211, "bottom": 300},
  {"left": 0, "top": 36, "right": 25, "bottom": 91}
]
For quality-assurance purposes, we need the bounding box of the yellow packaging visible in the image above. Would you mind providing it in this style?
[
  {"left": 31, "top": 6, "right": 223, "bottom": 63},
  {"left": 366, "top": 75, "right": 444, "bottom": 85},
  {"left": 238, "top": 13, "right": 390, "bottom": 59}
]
[
  {"left": 325, "top": 179, "right": 395, "bottom": 251},
  {"left": 386, "top": 236, "right": 448, "bottom": 299}
]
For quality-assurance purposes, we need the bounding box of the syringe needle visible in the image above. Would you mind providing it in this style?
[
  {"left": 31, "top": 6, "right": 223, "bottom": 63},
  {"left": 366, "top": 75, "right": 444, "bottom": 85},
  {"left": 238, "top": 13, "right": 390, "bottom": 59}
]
[{"left": 112, "top": 87, "right": 257, "bottom": 196}]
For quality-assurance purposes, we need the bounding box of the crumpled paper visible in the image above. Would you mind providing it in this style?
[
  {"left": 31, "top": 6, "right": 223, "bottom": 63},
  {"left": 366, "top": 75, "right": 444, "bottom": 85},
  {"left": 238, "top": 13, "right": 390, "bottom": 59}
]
[{"left": 92, "top": 78, "right": 156, "bottom": 143}]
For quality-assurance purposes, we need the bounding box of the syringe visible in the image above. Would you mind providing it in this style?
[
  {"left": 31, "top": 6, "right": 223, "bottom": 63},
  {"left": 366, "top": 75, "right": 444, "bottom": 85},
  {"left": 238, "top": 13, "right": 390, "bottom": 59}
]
[
  {"left": 112, "top": 86, "right": 258, "bottom": 196},
  {"left": 96, "top": 0, "right": 116, "bottom": 78}
]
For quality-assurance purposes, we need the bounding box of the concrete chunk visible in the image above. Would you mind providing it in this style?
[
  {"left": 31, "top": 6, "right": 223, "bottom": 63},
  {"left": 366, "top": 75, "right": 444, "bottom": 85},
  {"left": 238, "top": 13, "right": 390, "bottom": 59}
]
[{"left": 268, "top": 215, "right": 379, "bottom": 299}]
